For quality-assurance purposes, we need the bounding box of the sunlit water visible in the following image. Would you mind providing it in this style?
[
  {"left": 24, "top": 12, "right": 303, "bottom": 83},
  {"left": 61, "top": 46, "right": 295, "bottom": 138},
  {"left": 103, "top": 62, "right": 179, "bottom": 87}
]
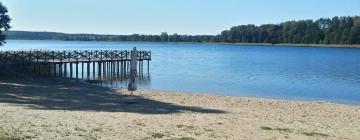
[{"left": 2, "top": 40, "right": 360, "bottom": 104}]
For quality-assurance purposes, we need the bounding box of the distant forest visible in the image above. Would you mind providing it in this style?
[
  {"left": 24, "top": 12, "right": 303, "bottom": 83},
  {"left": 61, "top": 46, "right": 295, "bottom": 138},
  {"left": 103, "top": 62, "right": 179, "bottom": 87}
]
[{"left": 6, "top": 16, "right": 360, "bottom": 44}]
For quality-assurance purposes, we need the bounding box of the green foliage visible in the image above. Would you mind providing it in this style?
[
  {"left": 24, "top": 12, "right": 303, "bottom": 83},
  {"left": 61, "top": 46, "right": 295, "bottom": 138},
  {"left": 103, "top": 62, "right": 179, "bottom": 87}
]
[
  {"left": 176, "top": 125, "right": 195, "bottom": 130},
  {"left": 0, "top": 2, "right": 11, "bottom": 46},
  {"left": 260, "top": 126, "right": 273, "bottom": 130},
  {"left": 260, "top": 126, "right": 292, "bottom": 133},
  {"left": 174, "top": 137, "right": 196, "bottom": 140},
  {"left": 150, "top": 133, "right": 165, "bottom": 139},
  {"left": 220, "top": 16, "right": 360, "bottom": 44},
  {"left": 302, "top": 131, "right": 329, "bottom": 137},
  {"left": 0, "top": 127, "right": 24, "bottom": 140},
  {"left": 261, "top": 126, "right": 329, "bottom": 137},
  {"left": 5, "top": 16, "right": 360, "bottom": 45},
  {"left": 203, "top": 128, "right": 214, "bottom": 132},
  {"left": 6, "top": 31, "right": 215, "bottom": 43}
]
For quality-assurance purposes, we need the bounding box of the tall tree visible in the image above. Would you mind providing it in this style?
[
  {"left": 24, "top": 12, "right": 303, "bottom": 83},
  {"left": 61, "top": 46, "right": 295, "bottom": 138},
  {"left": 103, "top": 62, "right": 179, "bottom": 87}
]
[
  {"left": 160, "top": 32, "right": 169, "bottom": 42},
  {"left": 0, "top": 2, "right": 11, "bottom": 46}
]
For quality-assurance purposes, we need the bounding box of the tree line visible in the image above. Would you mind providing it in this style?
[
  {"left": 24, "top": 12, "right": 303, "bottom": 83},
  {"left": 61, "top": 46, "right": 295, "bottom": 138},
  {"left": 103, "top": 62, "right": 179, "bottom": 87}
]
[
  {"left": 220, "top": 16, "right": 360, "bottom": 44},
  {"left": 5, "top": 16, "right": 360, "bottom": 45},
  {"left": 5, "top": 31, "right": 216, "bottom": 43}
]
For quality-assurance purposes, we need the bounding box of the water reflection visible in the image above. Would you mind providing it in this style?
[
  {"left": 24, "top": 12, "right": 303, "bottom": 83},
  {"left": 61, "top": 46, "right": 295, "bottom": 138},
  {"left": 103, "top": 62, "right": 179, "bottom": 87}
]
[{"left": 85, "top": 74, "right": 151, "bottom": 89}]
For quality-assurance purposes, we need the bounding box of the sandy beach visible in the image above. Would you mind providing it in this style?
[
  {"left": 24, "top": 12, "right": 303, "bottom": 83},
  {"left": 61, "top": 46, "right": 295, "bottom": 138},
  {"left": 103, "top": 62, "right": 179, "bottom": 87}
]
[{"left": 0, "top": 77, "right": 359, "bottom": 140}]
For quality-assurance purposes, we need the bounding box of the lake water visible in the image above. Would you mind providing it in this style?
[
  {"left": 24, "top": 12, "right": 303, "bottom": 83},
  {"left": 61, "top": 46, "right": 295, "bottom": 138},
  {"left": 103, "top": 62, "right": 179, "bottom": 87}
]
[{"left": 2, "top": 40, "right": 360, "bottom": 104}]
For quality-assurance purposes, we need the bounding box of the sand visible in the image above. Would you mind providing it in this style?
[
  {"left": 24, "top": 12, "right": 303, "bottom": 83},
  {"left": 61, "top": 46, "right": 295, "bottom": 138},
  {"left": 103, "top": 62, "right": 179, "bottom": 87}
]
[{"left": 0, "top": 77, "right": 359, "bottom": 140}]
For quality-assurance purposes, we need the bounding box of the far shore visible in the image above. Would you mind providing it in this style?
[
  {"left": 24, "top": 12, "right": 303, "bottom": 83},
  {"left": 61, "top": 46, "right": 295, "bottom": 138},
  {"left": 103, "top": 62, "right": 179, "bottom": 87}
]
[
  {"left": 0, "top": 77, "right": 359, "bottom": 139},
  {"left": 7, "top": 39, "right": 360, "bottom": 49},
  {"left": 218, "top": 42, "right": 360, "bottom": 48}
]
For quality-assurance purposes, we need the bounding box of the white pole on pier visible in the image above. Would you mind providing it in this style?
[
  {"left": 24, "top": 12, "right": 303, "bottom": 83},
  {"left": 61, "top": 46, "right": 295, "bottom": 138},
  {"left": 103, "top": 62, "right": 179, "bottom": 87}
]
[{"left": 128, "top": 47, "right": 138, "bottom": 94}]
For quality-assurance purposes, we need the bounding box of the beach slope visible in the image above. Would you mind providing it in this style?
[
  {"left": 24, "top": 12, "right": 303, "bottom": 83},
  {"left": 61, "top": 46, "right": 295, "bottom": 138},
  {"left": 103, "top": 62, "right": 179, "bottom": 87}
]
[{"left": 0, "top": 78, "right": 359, "bottom": 139}]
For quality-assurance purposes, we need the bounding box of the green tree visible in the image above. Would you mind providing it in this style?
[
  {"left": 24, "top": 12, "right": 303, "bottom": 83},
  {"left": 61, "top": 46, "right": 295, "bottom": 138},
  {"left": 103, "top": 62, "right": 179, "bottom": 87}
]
[
  {"left": 0, "top": 2, "right": 11, "bottom": 46},
  {"left": 350, "top": 17, "right": 360, "bottom": 44},
  {"left": 160, "top": 32, "right": 168, "bottom": 42}
]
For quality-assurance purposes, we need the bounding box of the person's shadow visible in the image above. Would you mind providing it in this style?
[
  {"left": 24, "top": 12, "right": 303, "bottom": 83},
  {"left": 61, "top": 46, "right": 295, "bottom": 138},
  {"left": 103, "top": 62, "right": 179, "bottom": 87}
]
[{"left": 0, "top": 78, "right": 226, "bottom": 114}]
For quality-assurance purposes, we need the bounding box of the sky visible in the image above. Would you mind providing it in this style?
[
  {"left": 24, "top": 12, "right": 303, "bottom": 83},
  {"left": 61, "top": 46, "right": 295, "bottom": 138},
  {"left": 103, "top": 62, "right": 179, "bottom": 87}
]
[{"left": 1, "top": 0, "right": 360, "bottom": 35}]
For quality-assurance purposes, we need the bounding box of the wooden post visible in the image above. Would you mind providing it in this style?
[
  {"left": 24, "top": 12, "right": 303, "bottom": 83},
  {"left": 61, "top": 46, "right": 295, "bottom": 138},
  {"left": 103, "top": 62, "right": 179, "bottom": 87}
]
[
  {"left": 87, "top": 62, "right": 90, "bottom": 79},
  {"left": 110, "top": 61, "right": 112, "bottom": 77},
  {"left": 70, "top": 62, "right": 73, "bottom": 78},
  {"left": 103, "top": 61, "right": 106, "bottom": 77},
  {"left": 98, "top": 62, "right": 102, "bottom": 76},
  {"left": 111, "top": 61, "right": 116, "bottom": 76},
  {"left": 48, "top": 63, "right": 51, "bottom": 76},
  {"left": 107, "top": 61, "right": 109, "bottom": 77},
  {"left": 141, "top": 61, "right": 144, "bottom": 77},
  {"left": 117, "top": 61, "right": 120, "bottom": 77},
  {"left": 53, "top": 64, "right": 56, "bottom": 77},
  {"left": 111, "top": 61, "right": 113, "bottom": 76},
  {"left": 138, "top": 60, "right": 141, "bottom": 75},
  {"left": 76, "top": 62, "right": 79, "bottom": 79},
  {"left": 64, "top": 63, "right": 67, "bottom": 77},
  {"left": 82, "top": 62, "right": 84, "bottom": 79},
  {"left": 124, "top": 60, "right": 127, "bottom": 76},
  {"left": 59, "top": 63, "right": 62, "bottom": 77},
  {"left": 92, "top": 62, "right": 95, "bottom": 78},
  {"left": 120, "top": 60, "right": 124, "bottom": 77},
  {"left": 147, "top": 60, "right": 150, "bottom": 76},
  {"left": 28, "top": 51, "right": 31, "bottom": 73}
]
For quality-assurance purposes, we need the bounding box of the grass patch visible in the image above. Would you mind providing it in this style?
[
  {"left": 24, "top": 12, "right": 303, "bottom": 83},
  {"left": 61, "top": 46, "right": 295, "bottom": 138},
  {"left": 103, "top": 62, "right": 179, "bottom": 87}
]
[
  {"left": 275, "top": 128, "right": 292, "bottom": 133},
  {"left": 260, "top": 126, "right": 292, "bottom": 133},
  {"left": 203, "top": 128, "right": 214, "bottom": 132},
  {"left": 261, "top": 126, "right": 329, "bottom": 137},
  {"left": 135, "top": 122, "right": 146, "bottom": 126},
  {"left": 175, "top": 137, "right": 197, "bottom": 140},
  {"left": 141, "top": 137, "right": 151, "bottom": 140},
  {"left": 260, "top": 126, "right": 273, "bottom": 130},
  {"left": 0, "top": 127, "right": 24, "bottom": 140},
  {"left": 132, "top": 120, "right": 146, "bottom": 126},
  {"left": 151, "top": 133, "right": 165, "bottom": 139},
  {"left": 91, "top": 128, "right": 101, "bottom": 132},
  {"left": 176, "top": 125, "right": 195, "bottom": 130},
  {"left": 302, "top": 131, "right": 329, "bottom": 137},
  {"left": 74, "top": 127, "right": 84, "bottom": 131}
]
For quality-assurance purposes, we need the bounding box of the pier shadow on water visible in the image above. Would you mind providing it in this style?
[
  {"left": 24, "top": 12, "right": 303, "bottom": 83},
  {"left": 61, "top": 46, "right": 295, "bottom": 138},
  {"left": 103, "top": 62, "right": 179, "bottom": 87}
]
[
  {"left": 84, "top": 74, "right": 152, "bottom": 89},
  {"left": 0, "top": 77, "right": 226, "bottom": 114}
]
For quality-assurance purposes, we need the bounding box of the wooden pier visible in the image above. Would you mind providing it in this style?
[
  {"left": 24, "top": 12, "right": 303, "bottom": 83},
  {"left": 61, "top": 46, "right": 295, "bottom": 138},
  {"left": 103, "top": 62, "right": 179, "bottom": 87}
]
[{"left": 0, "top": 50, "right": 151, "bottom": 80}]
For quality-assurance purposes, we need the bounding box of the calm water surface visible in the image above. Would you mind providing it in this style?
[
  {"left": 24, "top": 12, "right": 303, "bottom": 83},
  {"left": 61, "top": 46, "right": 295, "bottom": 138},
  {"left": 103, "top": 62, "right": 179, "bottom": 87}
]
[{"left": 2, "top": 40, "right": 360, "bottom": 104}]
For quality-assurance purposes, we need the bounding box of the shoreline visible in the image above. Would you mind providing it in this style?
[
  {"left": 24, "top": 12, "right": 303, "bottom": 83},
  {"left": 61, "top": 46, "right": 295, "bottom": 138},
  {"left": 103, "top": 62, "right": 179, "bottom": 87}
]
[
  {"left": 0, "top": 77, "right": 359, "bottom": 139},
  {"left": 130, "top": 88, "right": 360, "bottom": 106},
  {"left": 6, "top": 39, "right": 360, "bottom": 49},
  {"left": 81, "top": 80, "right": 359, "bottom": 106},
  {"left": 217, "top": 42, "right": 360, "bottom": 48}
]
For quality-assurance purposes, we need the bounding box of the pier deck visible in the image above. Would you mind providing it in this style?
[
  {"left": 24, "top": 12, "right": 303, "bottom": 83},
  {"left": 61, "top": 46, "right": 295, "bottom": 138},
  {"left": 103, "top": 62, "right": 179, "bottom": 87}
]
[{"left": 0, "top": 50, "right": 151, "bottom": 79}]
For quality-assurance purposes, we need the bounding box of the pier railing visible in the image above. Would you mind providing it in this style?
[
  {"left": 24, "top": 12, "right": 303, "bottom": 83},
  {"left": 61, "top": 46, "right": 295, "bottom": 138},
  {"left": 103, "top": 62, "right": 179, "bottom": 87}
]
[{"left": 0, "top": 50, "right": 151, "bottom": 64}]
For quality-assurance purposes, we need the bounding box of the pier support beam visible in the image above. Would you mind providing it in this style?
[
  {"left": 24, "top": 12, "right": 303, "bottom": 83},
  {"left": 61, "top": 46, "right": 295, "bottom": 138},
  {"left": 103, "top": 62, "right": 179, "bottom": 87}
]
[
  {"left": 70, "top": 63, "right": 73, "bottom": 78},
  {"left": 76, "top": 62, "right": 79, "bottom": 79}
]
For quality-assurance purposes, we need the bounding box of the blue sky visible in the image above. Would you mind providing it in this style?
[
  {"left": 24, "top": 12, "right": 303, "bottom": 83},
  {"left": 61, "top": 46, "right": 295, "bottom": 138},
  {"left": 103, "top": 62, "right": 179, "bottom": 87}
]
[{"left": 2, "top": 0, "right": 360, "bottom": 35}]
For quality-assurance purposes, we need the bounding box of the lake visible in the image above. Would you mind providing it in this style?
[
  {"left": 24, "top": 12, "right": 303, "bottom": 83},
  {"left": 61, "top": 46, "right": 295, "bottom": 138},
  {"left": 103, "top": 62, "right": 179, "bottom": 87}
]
[{"left": 2, "top": 40, "right": 360, "bottom": 104}]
